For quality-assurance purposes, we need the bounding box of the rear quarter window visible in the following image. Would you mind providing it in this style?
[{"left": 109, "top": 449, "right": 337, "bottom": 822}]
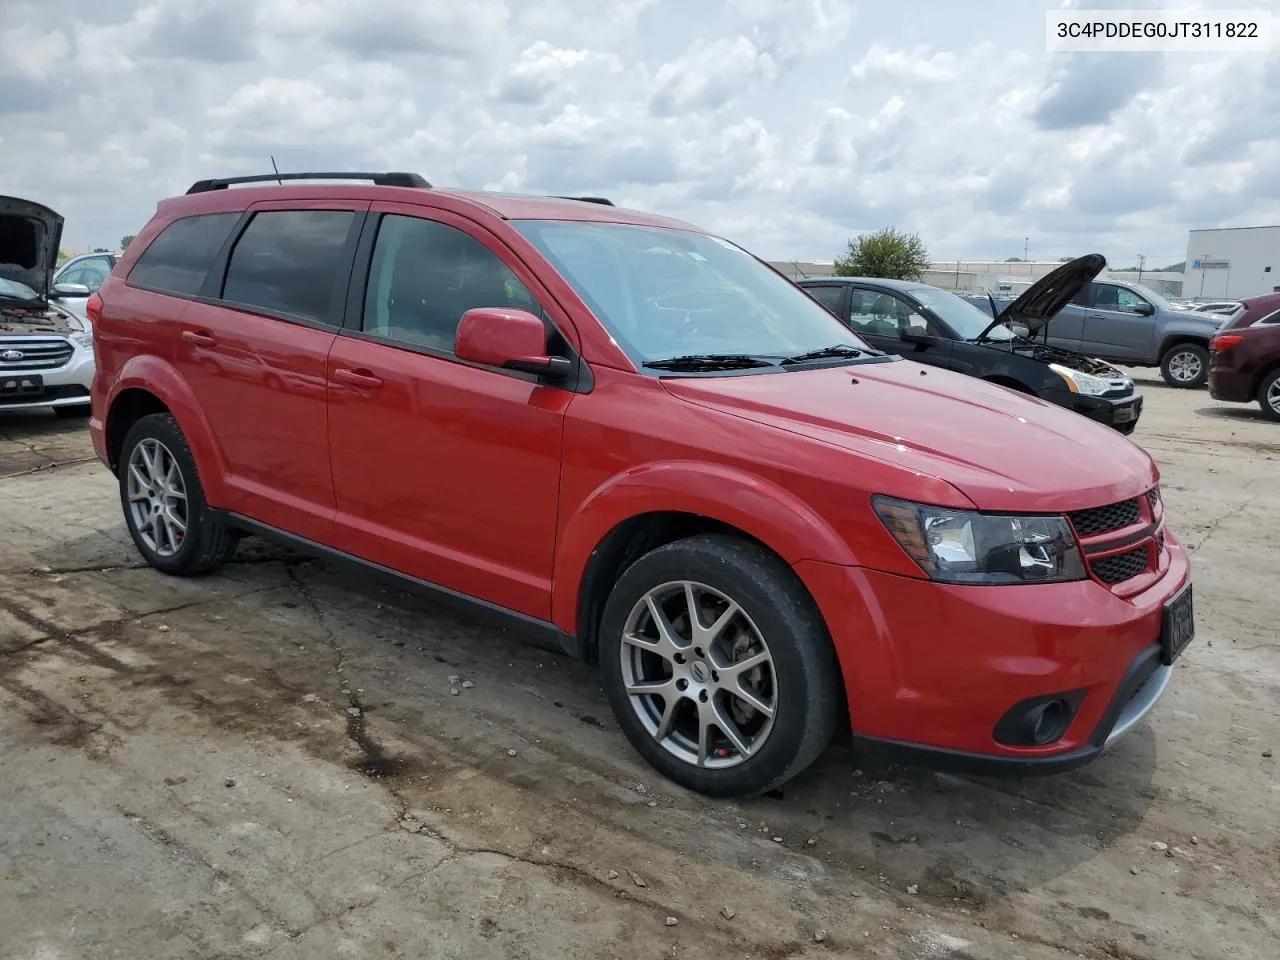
[{"left": 127, "top": 213, "right": 240, "bottom": 296}]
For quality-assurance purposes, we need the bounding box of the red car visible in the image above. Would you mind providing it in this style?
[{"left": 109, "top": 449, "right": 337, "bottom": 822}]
[
  {"left": 88, "top": 172, "right": 1194, "bottom": 796},
  {"left": 1209, "top": 292, "right": 1280, "bottom": 421}
]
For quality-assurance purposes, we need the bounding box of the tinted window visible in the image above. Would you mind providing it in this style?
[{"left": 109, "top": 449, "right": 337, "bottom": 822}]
[
  {"left": 804, "top": 285, "right": 844, "bottom": 314},
  {"left": 1094, "top": 284, "right": 1149, "bottom": 314},
  {"left": 1071, "top": 285, "right": 1092, "bottom": 306},
  {"left": 848, "top": 290, "right": 931, "bottom": 339},
  {"left": 129, "top": 214, "right": 239, "bottom": 296},
  {"left": 363, "top": 215, "right": 537, "bottom": 352},
  {"left": 222, "top": 211, "right": 355, "bottom": 323}
]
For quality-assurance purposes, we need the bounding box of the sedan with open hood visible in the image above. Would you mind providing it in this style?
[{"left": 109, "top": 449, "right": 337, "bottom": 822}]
[
  {"left": 798, "top": 255, "right": 1143, "bottom": 434},
  {"left": 0, "top": 195, "right": 97, "bottom": 417}
]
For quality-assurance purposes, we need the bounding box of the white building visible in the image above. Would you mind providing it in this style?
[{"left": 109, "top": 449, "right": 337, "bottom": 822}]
[{"left": 1183, "top": 225, "right": 1280, "bottom": 301}]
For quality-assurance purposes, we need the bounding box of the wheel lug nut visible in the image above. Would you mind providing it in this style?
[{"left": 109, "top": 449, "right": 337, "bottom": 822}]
[
  {"left": 676, "top": 679, "right": 688, "bottom": 691},
  {"left": 698, "top": 690, "right": 708, "bottom": 703}
]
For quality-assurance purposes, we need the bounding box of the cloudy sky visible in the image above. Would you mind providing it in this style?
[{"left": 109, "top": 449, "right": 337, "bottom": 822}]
[{"left": 2, "top": 0, "right": 1277, "bottom": 266}]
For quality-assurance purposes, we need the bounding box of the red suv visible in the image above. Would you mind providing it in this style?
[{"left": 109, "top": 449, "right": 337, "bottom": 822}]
[
  {"left": 1209, "top": 292, "right": 1280, "bottom": 421},
  {"left": 88, "top": 172, "right": 1194, "bottom": 796}
]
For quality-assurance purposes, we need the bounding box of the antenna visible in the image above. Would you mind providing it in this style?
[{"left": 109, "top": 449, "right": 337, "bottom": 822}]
[{"left": 270, "top": 155, "right": 283, "bottom": 185}]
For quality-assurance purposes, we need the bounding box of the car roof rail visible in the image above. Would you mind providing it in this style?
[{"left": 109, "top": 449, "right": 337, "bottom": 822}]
[
  {"left": 552, "top": 195, "right": 615, "bottom": 206},
  {"left": 185, "top": 172, "right": 432, "bottom": 194}
]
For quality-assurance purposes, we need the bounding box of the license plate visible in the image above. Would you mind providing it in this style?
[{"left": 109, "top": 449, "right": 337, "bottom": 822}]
[
  {"left": 0, "top": 373, "right": 43, "bottom": 397},
  {"left": 1161, "top": 582, "right": 1195, "bottom": 665},
  {"left": 1114, "top": 403, "right": 1137, "bottom": 423}
]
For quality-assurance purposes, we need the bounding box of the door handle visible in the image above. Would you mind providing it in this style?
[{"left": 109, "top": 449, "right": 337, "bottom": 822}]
[
  {"left": 333, "top": 367, "right": 383, "bottom": 389},
  {"left": 182, "top": 330, "right": 216, "bottom": 347}
]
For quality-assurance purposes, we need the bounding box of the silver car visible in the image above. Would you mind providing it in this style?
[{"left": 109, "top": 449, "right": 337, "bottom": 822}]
[
  {"left": 1, "top": 196, "right": 97, "bottom": 418},
  {"left": 50, "top": 250, "right": 118, "bottom": 320}
]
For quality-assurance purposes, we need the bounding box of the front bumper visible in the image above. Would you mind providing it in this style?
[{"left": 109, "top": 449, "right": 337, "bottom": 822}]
[
  {"left": 0, "top": 338, "right": 95, "bottom": 412},
  {"left": 1061, "top": 390, "right": 1144, "bottom": 433},
  {"left": 796, "top": 535, "right": 1190, "bottom": 773}
]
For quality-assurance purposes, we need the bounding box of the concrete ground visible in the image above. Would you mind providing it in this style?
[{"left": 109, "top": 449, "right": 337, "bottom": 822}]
[{"left": 1, "top": 372, "right": 1276, "bottom": 960}]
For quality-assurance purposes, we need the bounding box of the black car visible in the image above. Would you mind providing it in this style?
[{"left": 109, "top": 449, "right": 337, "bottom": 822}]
[{"left": 797, "top": 255, "right": 1143, "bottom": 434}]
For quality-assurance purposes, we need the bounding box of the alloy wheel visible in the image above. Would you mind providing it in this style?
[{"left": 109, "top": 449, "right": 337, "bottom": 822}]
[
  {"left": 1268, "top": 377, "right": 1280, "bottom": 415},
  {"left": 619, "top": 580, "right": 777, "bottom": 769},
  {"left": 127, "top": 438, "right": 188, "bottom": 558},
  {"left": 1167, "top": 349, "right": 1203, "bottom": 384}
]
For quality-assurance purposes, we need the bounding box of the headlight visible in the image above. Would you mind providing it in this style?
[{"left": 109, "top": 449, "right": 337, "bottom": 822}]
[
  {"left": 1048, "top": 362, "right": 1118, "bottom": 397},
  {"left": 873, "top": 496, "right": 1087, "bottom": 585},
  {"left": 70, "top": 331, "right": 94, "bottom": 350}
]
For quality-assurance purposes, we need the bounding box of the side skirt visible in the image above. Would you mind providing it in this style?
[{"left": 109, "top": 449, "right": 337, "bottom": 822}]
[{"left": 214, "top": 511, "right": 585, "bottom": 661}]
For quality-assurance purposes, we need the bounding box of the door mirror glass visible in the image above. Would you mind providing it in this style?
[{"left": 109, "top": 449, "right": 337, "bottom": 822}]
[{"left": 455, "top": 307, "right": 572, "bottom": 379}]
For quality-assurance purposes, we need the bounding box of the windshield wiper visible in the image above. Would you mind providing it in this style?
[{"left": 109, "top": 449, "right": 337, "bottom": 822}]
[
  {"left": 780, "top": 344, "right": 868, "bottom": 365},
  {"left": 643, "top": 354, "right": 777, "bottom": 372}
]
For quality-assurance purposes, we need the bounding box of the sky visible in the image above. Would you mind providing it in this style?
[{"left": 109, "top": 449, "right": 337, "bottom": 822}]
[{"left": 1, "top": 0, "right": 1277, "bottom": 267}]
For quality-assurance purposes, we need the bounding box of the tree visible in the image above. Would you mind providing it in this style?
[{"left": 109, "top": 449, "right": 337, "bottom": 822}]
[
  {"left": 1004, "top": 256, "right": 1024, "bottom": 262},
  {"left": 121, "top": 234, "right": 136, "bottom": 250},
  {"left": 833, "top": 228, "right": 930, "bottom": 281}
]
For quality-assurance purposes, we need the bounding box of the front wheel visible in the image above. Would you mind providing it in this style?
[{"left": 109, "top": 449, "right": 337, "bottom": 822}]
[
  {"left": 1160, "top": 343, "right": 1209, "bottom": 388},
  {"left": 118, "top": 413, "right": 239, "bottom": 575},
  {"left": 1258, "top": 370, "right": 1280, "bottom": 422},
  {"left": 598, "top": 535, "right": 841, "bottom": 797}
]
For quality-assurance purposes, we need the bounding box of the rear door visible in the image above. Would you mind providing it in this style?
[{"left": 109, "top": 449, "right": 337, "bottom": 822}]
[
  {"left": 847, "top": 285, "right": 953, "bottom": 369},
  {"left": 173, "top": 201, "right": 368, "bottom": 541},
  {"left": 1079, "top": 282, "right": 1157, "bottom": 360}
]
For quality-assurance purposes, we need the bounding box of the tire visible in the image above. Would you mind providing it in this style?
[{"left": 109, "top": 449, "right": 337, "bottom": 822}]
[
  {"left": 53, "top": 404, "right": 91, "bottom": 419},
  {"left": 1159, "top": 343, "right": 1209, "bottom": 389},
  {"left": 598, "top": 534, "right": 841, "bottom": 797},
  {"left": 118, "top": 413, "right": 238, "bottom": 575},
  {"left": 1258, "top": 369, "right": 1280, "bottom": 422}
]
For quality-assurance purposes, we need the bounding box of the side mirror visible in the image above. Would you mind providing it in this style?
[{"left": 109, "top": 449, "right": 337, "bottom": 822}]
[
  {"left": 1133, "top": 302, "right": 1155, "bottom": 316},
  {"left": 1011, "top": 322, "right": 1031, "bottom": 338},
  {"left": 900, "top": 326, "right": 931, "bottom": 344},
  {"left": 52, "top": 282, "right": 91, "bottom": 298},
  {"left": 455, "top": 307, "right": 573, "bottom": 380}
]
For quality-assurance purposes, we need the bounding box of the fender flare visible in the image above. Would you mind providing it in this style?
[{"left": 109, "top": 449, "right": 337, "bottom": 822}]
[
  {"left": 551, "top": 460, "right": 859, "bottom": 633},
  {"left": 106, "top": 356, "right": 229, "bottom": 505}
]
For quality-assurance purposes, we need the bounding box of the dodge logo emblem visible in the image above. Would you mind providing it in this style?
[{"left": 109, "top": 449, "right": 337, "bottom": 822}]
[{"left": 1, "top": 350, "right": 24, "bottom": 361}]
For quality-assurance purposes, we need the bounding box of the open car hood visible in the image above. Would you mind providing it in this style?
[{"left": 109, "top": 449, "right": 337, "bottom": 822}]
[
  {"left": 0, "top": 195, "right": 65, "bottom": 302},
  {"left": 977, "top": 253, "right": 1107, "bottom": 340}
]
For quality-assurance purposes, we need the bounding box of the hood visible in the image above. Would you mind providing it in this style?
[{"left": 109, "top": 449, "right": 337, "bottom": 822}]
[
  {"left": 977, "top": 253, "right": 1107, "bottom": 340},
  {"left": 0, "top": 195, "right": 64, "bottom": 302},
  {"left": 661, "top": 360, "right": 1157, "bottom": 512}
]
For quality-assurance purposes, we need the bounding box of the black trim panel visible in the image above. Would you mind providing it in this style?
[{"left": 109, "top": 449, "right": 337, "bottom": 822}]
[{"left": 215, "top": 511, "right": 585, "bottom": 661}]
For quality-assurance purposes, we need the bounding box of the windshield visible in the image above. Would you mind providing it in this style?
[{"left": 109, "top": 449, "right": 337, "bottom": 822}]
[
  {"left": 0, "top": 276, "right": 40, "bottom": 302},
  {"left": 905, "top": 286, "right": 1012, "bottom": 341},
  {"left": 513, "top": 221, "right": 871, "bottom": 366}
]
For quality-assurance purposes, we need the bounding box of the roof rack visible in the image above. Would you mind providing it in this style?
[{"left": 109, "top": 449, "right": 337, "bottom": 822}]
[
  {"left": 185, "top": 172, "right": 431, "bottom": 195},
  {"left": 552, "top": 195, "right": 615, "bottom": 206}
]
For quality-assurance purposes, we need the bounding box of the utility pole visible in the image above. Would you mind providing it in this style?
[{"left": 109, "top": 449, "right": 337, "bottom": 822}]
[
  {"left": 1137, "top": 255, "right": 1145, "bottom": 286},
  {"left": 1024, "top": 237, "right": 1029, "bottom": 261}
]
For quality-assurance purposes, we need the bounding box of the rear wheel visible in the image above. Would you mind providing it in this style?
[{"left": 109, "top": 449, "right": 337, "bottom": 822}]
[
  {"left": 118, "top": 413, "right": 238, "bottom": 575},
  {"left": 1258, "top": 370, "right": 1280, "bottom": 422},
  {"left": 598, "top": 535, "right": 841, "bottom": 797},
  {"left": 1160, "top": 343, "right": 1209, "bottom": 388}
]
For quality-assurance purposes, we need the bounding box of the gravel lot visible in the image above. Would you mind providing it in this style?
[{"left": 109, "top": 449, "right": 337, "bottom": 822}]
[{"left": 1, "top": 373, "right": 1277, "bottom": 960}]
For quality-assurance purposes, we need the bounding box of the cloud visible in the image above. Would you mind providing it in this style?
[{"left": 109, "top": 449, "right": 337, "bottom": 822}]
[{"left": 0, "top": 0, "right": 1276, "bottom": 268}]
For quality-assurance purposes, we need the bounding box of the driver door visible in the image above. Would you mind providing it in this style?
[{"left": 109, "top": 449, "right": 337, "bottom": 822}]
[
  {"left": 326, "top": 205, "right": 575, "bottom": 620},
  {"left": 847, "top": 287, "right": 953, "bottom": 369}
]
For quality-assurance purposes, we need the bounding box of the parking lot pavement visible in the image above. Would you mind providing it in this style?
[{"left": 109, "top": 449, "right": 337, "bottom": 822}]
[{"left": 1, "top": 379, "right": 1276, "bottom": 960}]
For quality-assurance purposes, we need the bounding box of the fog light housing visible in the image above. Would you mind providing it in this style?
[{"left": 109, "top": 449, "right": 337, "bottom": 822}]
[{"left": 994, "top": 691, "right": 1086, "bottom": 747}]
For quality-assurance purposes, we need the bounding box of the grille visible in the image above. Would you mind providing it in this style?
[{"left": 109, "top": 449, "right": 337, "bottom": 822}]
[
  {"left": 1146, "top": 487, "right": 1160, "bottom": 510},
  {"left": 1069, "top": 499, "right": 1141, "bottom": 536},
  {"left": 1157, "top": 530, "right": 1166, "bottom": 554},
  {"left": 1092, "top": 547, "right": 1148, "bottom": 584},
  {"left": 0, "top": 338, "right": 74, "bottom": 371}
]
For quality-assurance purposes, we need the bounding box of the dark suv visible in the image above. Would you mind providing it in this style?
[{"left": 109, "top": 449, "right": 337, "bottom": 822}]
[
  {"left": 88, "top": 172, "right": 1192, "bottom": 797},
  {"left": 799, "top": 256, "right": 1144, "bottom": 434}
]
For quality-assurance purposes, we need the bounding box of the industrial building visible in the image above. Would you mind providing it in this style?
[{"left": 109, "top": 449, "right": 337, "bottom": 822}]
[{"left": 1183, "top": 225, "right": 1280, "bottom": 301}]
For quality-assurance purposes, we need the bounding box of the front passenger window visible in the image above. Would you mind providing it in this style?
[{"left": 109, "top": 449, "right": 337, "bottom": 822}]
[{"left": 363, "top": 215, "right": 537, "bottom": 353}]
